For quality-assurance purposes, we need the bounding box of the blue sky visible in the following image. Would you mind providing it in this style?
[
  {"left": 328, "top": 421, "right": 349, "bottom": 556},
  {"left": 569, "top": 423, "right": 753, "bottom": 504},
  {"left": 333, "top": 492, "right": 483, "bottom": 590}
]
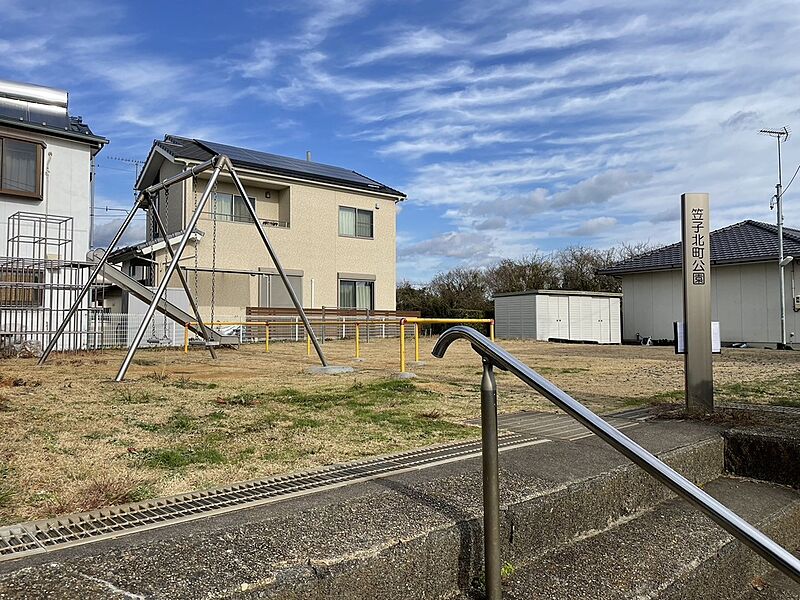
[{"left": 3, "top": 0, "right": 800, "bottom": 282}]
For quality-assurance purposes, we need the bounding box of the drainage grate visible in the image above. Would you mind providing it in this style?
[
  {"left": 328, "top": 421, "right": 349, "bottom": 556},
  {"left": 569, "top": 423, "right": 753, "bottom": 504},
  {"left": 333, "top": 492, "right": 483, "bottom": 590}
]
[{"left": 0, "top": 433, "right": 541, "bottom": 561}]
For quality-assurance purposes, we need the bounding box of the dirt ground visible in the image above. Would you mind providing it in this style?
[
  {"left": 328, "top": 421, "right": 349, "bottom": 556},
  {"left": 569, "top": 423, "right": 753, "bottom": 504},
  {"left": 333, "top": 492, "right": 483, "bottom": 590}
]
[{"left": 1, "top": 336, "right": 799, "bottom": 526}]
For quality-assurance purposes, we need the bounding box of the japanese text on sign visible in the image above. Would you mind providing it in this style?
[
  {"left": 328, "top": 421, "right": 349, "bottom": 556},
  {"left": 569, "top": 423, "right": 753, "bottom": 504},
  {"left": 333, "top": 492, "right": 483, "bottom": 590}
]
[{"left": 690, "top": 207, "right": 705, "bottom": 285}]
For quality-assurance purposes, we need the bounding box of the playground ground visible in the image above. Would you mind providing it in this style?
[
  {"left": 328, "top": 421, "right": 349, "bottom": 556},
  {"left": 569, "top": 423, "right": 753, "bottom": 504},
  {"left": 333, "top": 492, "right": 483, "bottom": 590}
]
[{"left": 1, "top": 336, "right": 800, "bottom": 526}]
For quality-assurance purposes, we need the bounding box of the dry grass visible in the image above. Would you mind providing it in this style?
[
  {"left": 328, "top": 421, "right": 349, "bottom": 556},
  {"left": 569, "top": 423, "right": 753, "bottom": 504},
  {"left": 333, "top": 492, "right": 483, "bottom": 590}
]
[{"left": 1, "top": 336, "right": 799, "bottom": 525}]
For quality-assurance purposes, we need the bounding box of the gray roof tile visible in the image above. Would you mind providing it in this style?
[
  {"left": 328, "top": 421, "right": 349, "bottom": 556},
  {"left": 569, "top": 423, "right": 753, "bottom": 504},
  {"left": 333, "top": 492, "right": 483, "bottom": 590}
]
[{"left": 600, "top": 220, "right": 800, "bottom": 275}]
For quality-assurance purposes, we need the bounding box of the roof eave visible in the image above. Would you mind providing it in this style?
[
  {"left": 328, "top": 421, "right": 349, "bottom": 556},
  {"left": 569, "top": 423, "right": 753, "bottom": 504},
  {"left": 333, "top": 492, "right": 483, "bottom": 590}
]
[
  {"left": 600, "top": 256, "right": 785, "bottom": 276},
  {"left": 135, "top": 143, "right": 176, "bottom": 190},
  {"left": 0, "top": 116, "right": 108, "bottom": 147}
]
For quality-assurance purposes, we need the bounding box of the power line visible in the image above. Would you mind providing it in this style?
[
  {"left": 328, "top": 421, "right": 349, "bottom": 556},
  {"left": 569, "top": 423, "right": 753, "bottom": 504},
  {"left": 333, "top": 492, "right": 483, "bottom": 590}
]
[{"left": 779, "top": 162, "right": 800, "bottom": 200}]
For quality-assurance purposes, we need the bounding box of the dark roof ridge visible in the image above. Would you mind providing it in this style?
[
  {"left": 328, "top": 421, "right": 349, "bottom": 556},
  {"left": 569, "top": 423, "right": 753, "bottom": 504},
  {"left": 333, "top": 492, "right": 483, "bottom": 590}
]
[{"left": 747, "top": 219, "right": 800, "bottom": 242}]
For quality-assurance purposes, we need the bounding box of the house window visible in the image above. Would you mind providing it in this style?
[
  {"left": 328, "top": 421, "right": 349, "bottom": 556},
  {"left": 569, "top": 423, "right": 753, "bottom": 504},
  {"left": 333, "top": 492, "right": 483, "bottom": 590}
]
[
  {"left": 338, "top": 206, "right": 373, "bottom": 239},
  {"left": 259, "top": 274, "right": 303, "bottom": 308},
  {"left": 0, "top": 137, "right": 43, "bottom": 199},
  {"left": 339, "top": 280, "right": 373, "bottom": 310},
  {"left": 212, "top": 193, "right": 255, "bottom": 222}
]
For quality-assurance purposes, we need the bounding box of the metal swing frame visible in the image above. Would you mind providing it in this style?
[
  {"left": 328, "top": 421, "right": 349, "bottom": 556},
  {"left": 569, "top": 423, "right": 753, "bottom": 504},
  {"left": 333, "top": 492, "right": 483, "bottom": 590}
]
[{"left": 38, "top": 154, "right": 328, "bottom": 381}]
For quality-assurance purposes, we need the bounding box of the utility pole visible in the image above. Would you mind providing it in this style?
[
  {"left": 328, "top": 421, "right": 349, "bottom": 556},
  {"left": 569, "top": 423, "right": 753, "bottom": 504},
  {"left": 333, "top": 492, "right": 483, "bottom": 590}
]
[{"left": 759, "top": 127, "right": 792, "bottom": 349}]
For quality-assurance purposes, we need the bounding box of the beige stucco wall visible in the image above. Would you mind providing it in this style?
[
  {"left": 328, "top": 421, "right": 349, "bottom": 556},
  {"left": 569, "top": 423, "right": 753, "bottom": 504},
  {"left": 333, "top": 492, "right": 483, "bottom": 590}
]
[
  {"left": 151, "top": 167, "right": 398, "bottom": 319},
  {"left": 620, "top": 262, "right": 800, "bottom": 345}
]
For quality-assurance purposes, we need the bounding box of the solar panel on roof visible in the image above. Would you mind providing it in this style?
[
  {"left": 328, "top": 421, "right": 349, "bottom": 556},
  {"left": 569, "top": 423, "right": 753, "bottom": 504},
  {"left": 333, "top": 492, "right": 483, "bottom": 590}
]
[{"left": 196, "top": 139, "right": 381, "bottom": 188}]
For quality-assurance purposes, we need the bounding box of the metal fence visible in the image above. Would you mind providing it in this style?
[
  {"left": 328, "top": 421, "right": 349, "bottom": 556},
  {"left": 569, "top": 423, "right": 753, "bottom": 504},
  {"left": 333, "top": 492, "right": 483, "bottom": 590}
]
[
  {"left": 0, "top": 256, "right": 104, "bottom": 355},
  {"left": 3, "top": 305, "right": 410, "bottom": 355}
]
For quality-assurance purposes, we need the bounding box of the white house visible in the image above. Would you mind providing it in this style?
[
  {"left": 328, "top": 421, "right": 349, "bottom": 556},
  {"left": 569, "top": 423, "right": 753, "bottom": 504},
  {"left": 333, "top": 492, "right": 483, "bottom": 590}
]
[
  {"left": 0, "top": 79, "right": 107, "bottom": 354},
  {"left": 0, "top": 79, "right": 107, "bottom": 256},
  {"left": 599, "top": 220, "right": 800, "bottom": 347}
]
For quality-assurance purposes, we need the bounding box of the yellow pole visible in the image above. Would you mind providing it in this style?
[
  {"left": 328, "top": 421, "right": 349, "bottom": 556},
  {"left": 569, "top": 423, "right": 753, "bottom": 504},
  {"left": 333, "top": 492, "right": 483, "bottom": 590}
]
[
  {"left": 307, "top": 332, "right": 311, "bottom": 356},
  {"left": 490, "top": 320, "right": 495, "bottom": 342},
  {"left": 183, "top": 323, "right": 189, "bottom": 353},
  {"left": 414, "top": 322, "right": 420, "bottom": 362},
  {"left": 400, "top": 322, "right": 406, "bottom": 372},
  {"left": 265, "top": 324, "right": 269, "bottom": 352},
  {"left": 355, "top": 323, "right": 360, "bottom": 358}
]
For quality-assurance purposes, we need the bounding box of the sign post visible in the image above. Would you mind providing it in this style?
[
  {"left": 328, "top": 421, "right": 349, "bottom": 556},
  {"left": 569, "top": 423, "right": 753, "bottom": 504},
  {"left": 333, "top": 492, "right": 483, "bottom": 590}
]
[{"left": 681, "top": 193, "right": 713, "bottom": 414}]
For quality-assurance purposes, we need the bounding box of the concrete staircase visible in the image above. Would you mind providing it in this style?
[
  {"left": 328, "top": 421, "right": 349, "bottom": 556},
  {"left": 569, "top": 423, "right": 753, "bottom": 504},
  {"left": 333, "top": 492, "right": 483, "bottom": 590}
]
[
  {"left": 501, "top": 476, "right": 800, "bottom": 599},
  {"left": 0, "top": 419, "right": 797, "bottom": 599}
]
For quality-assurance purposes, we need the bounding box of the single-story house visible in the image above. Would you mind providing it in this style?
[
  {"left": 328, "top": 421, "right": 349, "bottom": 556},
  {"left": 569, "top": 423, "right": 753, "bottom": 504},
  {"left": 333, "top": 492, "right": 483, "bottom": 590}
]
[{"left": 599, "top": 220, "right": 800, "bottom": 346}]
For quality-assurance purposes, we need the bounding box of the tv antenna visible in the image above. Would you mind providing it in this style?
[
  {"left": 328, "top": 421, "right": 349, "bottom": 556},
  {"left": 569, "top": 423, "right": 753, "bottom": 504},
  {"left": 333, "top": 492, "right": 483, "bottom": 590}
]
[
  {"left": 758, "top": 126, "right": 792, "bottom": 348},
  {"left": 106, "top": 155, "right": 145, "bottom": 201}
]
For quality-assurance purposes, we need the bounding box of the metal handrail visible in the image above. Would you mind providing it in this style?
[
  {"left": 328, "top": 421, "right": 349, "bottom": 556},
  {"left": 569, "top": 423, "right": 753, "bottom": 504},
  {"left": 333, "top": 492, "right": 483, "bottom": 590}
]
[{"left": 432, "top": 326, "right": 800, "bottom": 595}]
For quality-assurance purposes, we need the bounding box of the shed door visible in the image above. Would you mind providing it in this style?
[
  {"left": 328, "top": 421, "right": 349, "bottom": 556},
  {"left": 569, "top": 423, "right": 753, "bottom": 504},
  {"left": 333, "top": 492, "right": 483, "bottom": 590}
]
[
  {"left": 568, "top": 296, "right": 583, "bottom": 341},
  {"left": 580, "top": 296, "right": 595, "bottom": 340},
  {"left": 555, "top": 296, "right": 570, "bottom": 339},
  {"left": 609, "top": 298, "right": 621, "bottom": 343},
  {"left": 598, "top": 299, "right": 611, "bottom": 343},
  {"left": 535, "top": 296, "right": 550, "bottom": 340}
]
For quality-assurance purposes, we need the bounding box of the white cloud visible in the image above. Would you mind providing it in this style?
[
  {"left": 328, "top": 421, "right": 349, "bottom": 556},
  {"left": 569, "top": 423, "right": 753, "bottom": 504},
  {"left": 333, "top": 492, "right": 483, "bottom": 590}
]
[
  {"left": 235, "top": 41, "right": 278, "bottom": 78},
  {"left": 401, "top": 231, "right": 492, "bottom": 259},
  {"left": 560, "top": 216, "right": 618, "bottom": 237},
  {"left": 551, "top": 170, "right": 647, "bottom": 208},
  {"left": 93, "top": 216, "right": 146, "bottom": 249},
  {"left": 350, "top": 27, "right": 470, "bottom": 65}
]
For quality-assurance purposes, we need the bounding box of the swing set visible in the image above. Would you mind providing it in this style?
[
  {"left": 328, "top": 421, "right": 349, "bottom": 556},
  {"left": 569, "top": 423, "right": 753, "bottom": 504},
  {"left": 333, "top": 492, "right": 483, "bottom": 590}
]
[{"left": 37, "top": 154, "right": 327, "bottom": 381}]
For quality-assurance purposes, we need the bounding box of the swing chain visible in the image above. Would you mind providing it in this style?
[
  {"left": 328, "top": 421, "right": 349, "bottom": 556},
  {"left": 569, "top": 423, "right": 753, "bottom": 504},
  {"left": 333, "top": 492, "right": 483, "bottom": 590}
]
[
  {"left": 192, "top": 176, "right": 199, "bottom": 301},
  {"left": 210, "top": 180, "right": 218, "bottom": 327},
  {"left": 162, "top": 186, "right": 170, "bottom": 342}
]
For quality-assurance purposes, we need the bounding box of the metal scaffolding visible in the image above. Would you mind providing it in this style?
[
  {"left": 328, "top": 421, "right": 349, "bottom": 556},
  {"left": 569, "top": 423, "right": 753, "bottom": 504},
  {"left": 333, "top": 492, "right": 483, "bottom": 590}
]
[{"left": 0, "top": 212, "right": 104, "bottom": 356}]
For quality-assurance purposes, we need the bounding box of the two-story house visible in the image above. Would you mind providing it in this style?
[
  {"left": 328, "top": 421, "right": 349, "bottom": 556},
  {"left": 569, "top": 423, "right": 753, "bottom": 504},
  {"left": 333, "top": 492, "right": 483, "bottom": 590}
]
[
  {"left": 112, "top": 135, "right": 405, "bottom": 320},
  {"left": 0, "top": 79, "right": 107, "bottom": 256},
  {"left": 0, "top": 79, "right": 107, "bottom": 353}
]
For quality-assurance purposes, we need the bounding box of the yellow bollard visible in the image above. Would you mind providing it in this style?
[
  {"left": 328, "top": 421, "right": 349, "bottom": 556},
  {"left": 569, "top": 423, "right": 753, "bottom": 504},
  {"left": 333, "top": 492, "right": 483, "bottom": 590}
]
[
  {"left": 265, "top": 324, "right": 269, "bottom": 352},
  {"left": 490, "top": 320, "right": 495, "bottom": 342},
  {"left": 400, "top": 322, "right": 406, "bottom": 372},
  {"left": 414, "top": 322, "right": 420, "bottom": 362},
  {"left": 355, "top": 323, "right": 360, "bottom": 358},
  {"left": 184, "top": 323, "right": 189, "bottom": 353}
]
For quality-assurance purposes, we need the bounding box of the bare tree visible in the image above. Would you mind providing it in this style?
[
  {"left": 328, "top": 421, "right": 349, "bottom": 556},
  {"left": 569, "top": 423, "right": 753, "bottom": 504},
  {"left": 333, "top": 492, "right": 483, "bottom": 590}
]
[
  {"left": 428, "top": 267, "right": 491, "bottom": 316},
  {"left": 556, "top": 245, "right": 620, "bottom": 292},
  {"left": 485, "top": 253, "right": 559, "bottom": 296}
]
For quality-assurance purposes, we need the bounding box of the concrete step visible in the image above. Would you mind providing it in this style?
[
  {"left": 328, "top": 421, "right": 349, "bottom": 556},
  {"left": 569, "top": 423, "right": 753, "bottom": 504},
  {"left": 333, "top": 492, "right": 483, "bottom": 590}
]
[
  {"left": 502, "top": 476, "right": 800, "bottom": 600},
  {"left": 0, "top": 420, "right": 724, "bottom": 599},
  {"left": 737, "top": 570, "right": 800, "bottom": 600}
]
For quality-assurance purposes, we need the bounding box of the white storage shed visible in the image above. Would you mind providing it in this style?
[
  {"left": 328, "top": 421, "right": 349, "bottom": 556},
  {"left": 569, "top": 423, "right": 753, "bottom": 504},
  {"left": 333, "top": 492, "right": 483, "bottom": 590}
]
[{"left": 494, "top": 290, "right": 622, "bottom": 344}]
